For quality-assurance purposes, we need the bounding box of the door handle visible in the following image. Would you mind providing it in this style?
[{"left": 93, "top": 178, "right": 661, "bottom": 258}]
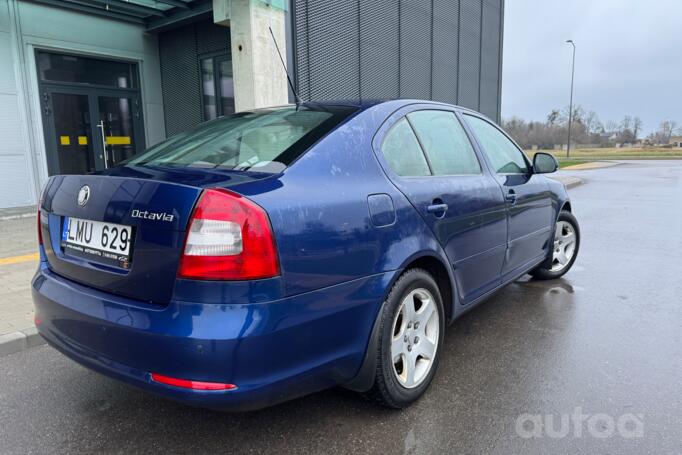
[
  {"left": 505, "top": 189, "right": 517, "bottom": 205},
  {"left": 97, "top": 120, "right": 108, "bottom": 169},
  {"left": 427, "top": 203, "right": 448, "bottom": 216}
]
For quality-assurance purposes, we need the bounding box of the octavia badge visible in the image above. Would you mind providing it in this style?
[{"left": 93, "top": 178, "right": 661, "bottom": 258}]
[{"left": 77, "top": 185, "right": 90, "bottom": 207}]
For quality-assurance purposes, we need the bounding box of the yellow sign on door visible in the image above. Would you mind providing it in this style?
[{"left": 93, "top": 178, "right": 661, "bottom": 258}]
[
  {"left": 59, "top": 136, "right": 70, "bottom": 145},
  {"left": 105, "top": 136, "right": 131, "bottom": 145}
]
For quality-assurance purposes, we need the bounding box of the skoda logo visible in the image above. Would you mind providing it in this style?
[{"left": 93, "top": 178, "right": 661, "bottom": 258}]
[{"left": 77, "top": 185, "right": 90, "bottom": 207}]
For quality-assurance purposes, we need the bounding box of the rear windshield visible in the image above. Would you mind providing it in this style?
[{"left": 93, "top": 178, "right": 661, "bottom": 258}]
[{"left": 126, "top": 105, "right": 357, "bottom": 173}]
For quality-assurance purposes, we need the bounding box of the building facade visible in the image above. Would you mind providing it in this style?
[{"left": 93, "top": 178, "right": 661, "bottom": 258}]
[{"left": 0, "top": 0, "right": 504, "bottom": 210}]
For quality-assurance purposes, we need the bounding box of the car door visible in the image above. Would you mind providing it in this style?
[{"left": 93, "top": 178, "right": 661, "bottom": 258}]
[
  {"left": 462, "top": 113, "right": 554, "bottom": 280},
  {"left": 375, "top": 106, "right": 507, "bottom": 304}
]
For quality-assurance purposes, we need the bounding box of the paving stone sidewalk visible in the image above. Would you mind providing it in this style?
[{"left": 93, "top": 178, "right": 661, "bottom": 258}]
[{"left": 0, "top": 215, "right": 42, "bottom": 355}]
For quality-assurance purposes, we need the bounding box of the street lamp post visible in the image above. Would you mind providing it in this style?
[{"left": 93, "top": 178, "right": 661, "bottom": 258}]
[{"left": 565, "top": 40, "right": 576, "bottom": 158}]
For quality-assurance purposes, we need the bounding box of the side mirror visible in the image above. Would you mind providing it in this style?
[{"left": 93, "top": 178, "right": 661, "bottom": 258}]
[{"left": 533, "top": 152, "right": 559, "bottom": 174}]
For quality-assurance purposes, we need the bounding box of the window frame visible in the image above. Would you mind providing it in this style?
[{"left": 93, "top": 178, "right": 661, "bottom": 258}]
[
  {"left": 199, "top": 51, "right": 235, "bottom": 121},
  {"left": 375, "top": 105, "right": 486, "bottom": 180},
  {"left": 379, "top": 117, "right": 433, "bottom": 178},
  {"left": 35, "top": 50, "right": 140, "bottom": 91},
  {"left": 462, "top": 112, "right": 533, "bottom": 176},
  {"left": 405, "top": 109, "right": 484, "bottom": 177}
]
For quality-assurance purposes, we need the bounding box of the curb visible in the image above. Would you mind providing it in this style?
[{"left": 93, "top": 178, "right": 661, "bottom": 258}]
[
  {"left": 561, "top": 161, "right": 621, "bottom": 171},
  {"left": 0, "top": 326, "right": 46, "bottom": 357},
  {"left": 0, "top": 213, "right": 35, "bottom": 221},
  {"left": 0, "top": 206, "right": 36, "bottom": 221},
  {"left": 549, "top": 175, "right": 584, "bottom": 190},
  {"left": 563, "top": 177, "right": 583, "bottom": 189}
]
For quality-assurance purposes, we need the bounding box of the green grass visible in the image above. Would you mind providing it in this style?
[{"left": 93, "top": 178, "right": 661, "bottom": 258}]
[
  {"left": 557, "top": 159, "right": 590, "bottom": 168},
  {"left": 528, "top": 147, "right": 682, "bottom": 161}
]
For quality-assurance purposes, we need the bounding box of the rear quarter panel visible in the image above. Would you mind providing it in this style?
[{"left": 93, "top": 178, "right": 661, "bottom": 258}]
[{"left": 232, "top": 103, "right": 450, "bottom": 297}]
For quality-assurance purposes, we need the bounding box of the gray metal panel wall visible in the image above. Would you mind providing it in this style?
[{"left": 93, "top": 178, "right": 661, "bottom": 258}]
[
  {"left": 457, "top": 0, "right": 481, "bottom": 111},
  {"left": 480, "top": 0, "right": 502, "bottom": 119},
  {"left": 293, "top": 0, "right": 504, "bottom": 120},
  {"left": 158, "top": 20, "right": 230, "bottom": 135},
  {"left": 307, "top": 1, "right": 359, "bottom": 99},
  {"left": 399, "top": 0, "right": 431, "bottom": 99},
  {"left": 359, "top": 0, "right": 399, "bottom": 99},
  {"left": 432, "top": 0, "right": 460, "bottom": 104}
]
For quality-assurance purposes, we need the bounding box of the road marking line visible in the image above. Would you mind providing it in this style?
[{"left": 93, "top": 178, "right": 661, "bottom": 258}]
[{"left": 0, "top": 253, "right": 39, "bottom": 266}]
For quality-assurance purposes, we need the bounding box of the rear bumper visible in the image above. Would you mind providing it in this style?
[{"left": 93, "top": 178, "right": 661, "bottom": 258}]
[{"left": 32, "top": 264, "right": 394, "bottom": 411}]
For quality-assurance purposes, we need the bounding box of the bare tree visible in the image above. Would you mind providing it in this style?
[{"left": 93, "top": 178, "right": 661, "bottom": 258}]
[
  {"left": 665, "top": 120, "right": 678, "bottom": 142},
  {"left": 616, "top": 116, "right": 635, "bottom": 143},
  {"left": 503, "top": 107, "right": 676, "bottom": 150},
  {"left": 648, "top": 120, "right": 679, "bottom": 144},
  {"left": 583, "top": 110, "right": 603, "bottom": 135},
  {"left": 620, "top": 115, "right": 632, "bottom": 132},
  {"left": 559, "top": 105, "right": 585, "bottom": 126},
  {"left": 633, "top": 117, "right": 643, "bottom": 141},
  {"left": 604, "top": 120, "right": 619, "bottom": 135}
]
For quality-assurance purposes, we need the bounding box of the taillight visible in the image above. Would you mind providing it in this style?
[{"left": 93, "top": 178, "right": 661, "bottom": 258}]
[
  {"left": 178, "top": 188, "right": 280, "bottom": 280},
  {"left": 37, "top": 208, "right": 43, "bottom": 246}
]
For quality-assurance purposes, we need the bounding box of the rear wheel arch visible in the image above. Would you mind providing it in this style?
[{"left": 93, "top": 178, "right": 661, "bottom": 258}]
[
  {"left": 343, "top": 254, "right": 455, "bottom": 393},
  {"left": 400, "top": 255, "right": 454, "bottom": 324}
]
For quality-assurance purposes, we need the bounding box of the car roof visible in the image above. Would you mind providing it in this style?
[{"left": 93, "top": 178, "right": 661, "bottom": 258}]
[{"left": 296, "top": 99, "right": 483, "bottom": 116}]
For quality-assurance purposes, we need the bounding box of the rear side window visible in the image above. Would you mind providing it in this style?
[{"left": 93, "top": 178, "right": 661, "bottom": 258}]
[
  {"left": 465, "top": 115, "right": 530, "bottom": 174},
  {"left": 126, "top": 105, "right": 357, "bottom": 173},
  {"left": 407, "top": 110, "right": 480, "bottom": 175},
  {"left": 381, "top": 118, "right": 431, "bottom": 177}
]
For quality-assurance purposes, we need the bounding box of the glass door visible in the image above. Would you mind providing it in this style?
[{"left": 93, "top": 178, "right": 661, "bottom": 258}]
[
  {"left": 97, "top": 96, "right": 139, "bottom": 168},
  {"left": 37, "top": 51, "right": 145, "bottom": 176},
  {"left": 47, "top": 92, "right": 95, "bottom": 174}
]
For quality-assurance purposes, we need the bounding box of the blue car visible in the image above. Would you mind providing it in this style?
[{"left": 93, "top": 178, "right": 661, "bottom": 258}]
[{"left": 33, "top": 100, "right": 580, "bottom": 410}]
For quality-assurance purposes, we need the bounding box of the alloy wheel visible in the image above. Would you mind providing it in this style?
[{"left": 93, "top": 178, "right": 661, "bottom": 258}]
[
  {"left": 390, "top": 288, "right": 440, "bottom": 389},
  {"left": 551, "top": 220, "right": 577, "bottom": 272}
]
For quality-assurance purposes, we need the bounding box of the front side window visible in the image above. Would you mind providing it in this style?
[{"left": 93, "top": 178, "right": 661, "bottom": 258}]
[
  {"left": 407, "top": 110, "right": 480, "bottom": 175},
  {"left": 126, "top": 105, "right": 357, "bottom": 173},
  {"left": 381, "top": 118, "right": 431, "bottom": 177},
  {"left": 465, "top": 115, "right": 530, "bottom": 174}
]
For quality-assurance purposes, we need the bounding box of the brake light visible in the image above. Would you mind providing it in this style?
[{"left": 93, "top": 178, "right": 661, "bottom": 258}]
[
  {"left": 37, "top": 208, "right": 43, "bottom": 246},
  {"left": 178, "top": 188, "right": 280, "bottom": 280},
  {"left": 151, "top": 373, "right": 236, "bottom": 391}
]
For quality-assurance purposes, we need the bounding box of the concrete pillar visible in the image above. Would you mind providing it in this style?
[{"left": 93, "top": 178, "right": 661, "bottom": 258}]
[{"left": 214, "top": 0, "right": 289, "bottom": 112}]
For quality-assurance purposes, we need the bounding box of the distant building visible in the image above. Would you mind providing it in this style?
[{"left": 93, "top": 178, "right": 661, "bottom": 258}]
[{"left": 670, "top": 136, "right": 682, "bottom": 148}]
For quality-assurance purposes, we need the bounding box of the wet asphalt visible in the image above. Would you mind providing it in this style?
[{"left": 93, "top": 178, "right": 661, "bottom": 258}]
[{"left": 1, "top": 160, "right": 681, "bottom": 454}]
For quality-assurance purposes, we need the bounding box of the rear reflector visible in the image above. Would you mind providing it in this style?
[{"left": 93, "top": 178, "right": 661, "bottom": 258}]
[
  {"left": 178, "top": 188, "right": 280, "bottom": 280},
  {"left": 150, "top": 373, "right": 237, "bottom": 391}
]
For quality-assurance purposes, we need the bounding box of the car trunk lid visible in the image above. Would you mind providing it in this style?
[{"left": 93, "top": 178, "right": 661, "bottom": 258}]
[{"left": 41, "top": 173, "right": 203, "bottom": 304}]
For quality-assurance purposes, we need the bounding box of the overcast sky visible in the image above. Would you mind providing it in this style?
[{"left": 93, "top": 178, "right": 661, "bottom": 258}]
[{"left": 502, "top": 0, "right": 682, "bottom": 134}]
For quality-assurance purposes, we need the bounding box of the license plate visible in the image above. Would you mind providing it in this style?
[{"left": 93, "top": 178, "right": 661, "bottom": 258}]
[{"left": 61, "top": 217, "right": 134, "bottom": 268}]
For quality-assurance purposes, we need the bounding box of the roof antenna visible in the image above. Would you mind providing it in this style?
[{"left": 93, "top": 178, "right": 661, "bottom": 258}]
[{"left": 268, "top": 26, "right": 303, "bottom": 105}]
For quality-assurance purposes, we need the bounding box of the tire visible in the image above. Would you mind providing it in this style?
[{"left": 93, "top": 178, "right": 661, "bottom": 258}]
[
  {"left": 366, "top": 268, "right": 445, "bottom": 408},
  {"left": 531, "top": 210, "right": 580, "bottom": 280}
]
